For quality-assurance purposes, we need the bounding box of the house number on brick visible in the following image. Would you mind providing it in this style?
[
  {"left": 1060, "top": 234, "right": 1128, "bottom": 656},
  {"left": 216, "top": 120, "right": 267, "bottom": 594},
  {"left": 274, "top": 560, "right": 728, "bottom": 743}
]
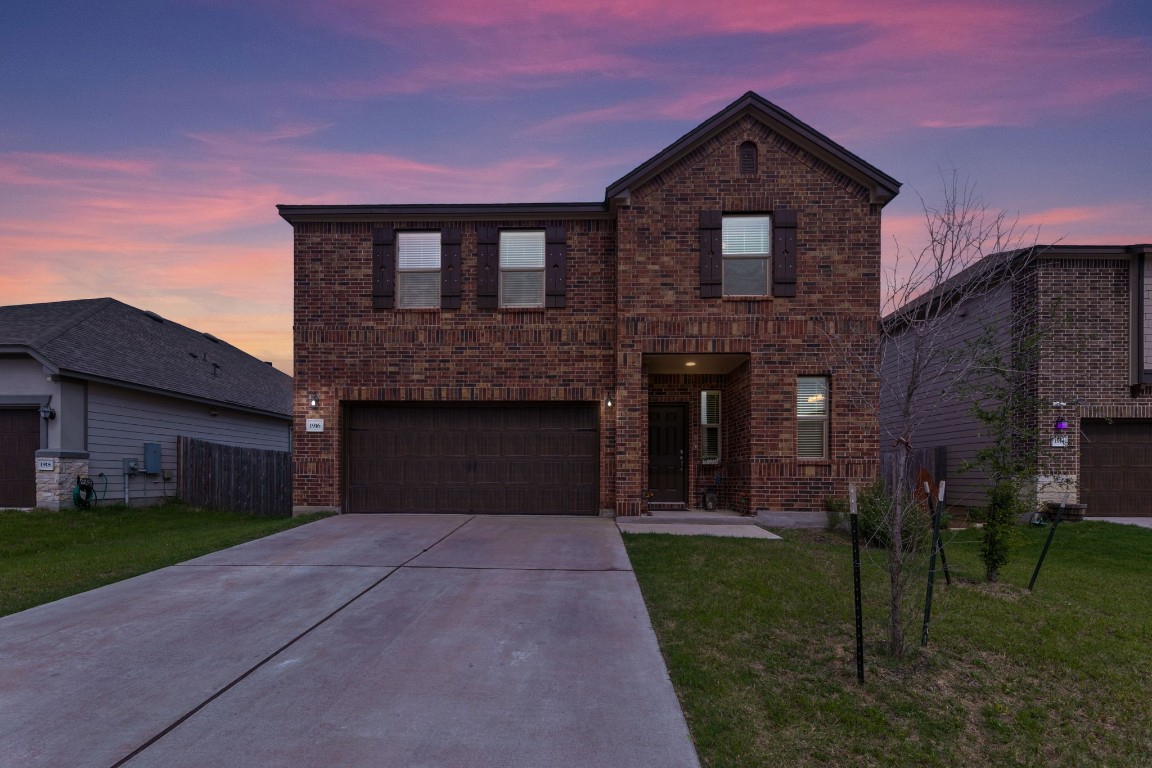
[
  {"left": 37, "top": 458, "right": 55, "bottom": 471},
  {"left": 306, "top": 418, "right": 324, "bottom": 433}
]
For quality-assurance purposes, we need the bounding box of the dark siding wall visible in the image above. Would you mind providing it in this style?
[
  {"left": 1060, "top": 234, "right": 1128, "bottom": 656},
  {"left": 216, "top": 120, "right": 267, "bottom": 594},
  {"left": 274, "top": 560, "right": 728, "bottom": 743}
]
[{"left": 879, "top": 280, "right": 1013, "bottom": 511}]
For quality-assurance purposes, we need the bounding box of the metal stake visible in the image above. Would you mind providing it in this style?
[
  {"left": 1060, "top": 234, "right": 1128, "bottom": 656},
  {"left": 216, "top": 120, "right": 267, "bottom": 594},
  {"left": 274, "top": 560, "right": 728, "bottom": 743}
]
[
  {"left": 849, "top": 484, "right": 864, "bottom": 684},
  {"left": 1029, "top": 499, "right": 1065, "bottom": 591},
  {"left": 921, "top": 480, "right": 946, "bottom": 646}
]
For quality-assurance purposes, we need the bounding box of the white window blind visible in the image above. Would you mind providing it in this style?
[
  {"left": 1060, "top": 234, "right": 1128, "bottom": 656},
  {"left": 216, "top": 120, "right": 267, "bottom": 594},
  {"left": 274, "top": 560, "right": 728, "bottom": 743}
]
[
  {"left": 701, "top": 390, "right": 721, "bottom": 463},
  {"left": 797, "top": 376, "right": 828, "bottom": 459},
  {"left": 500, "top": 230, "right": 545, "bottom": 307},
  {"left": 722, "top": 215, "right": 770, "bottom": 296},
  {"left": 397, "top": 232, "right": 441, "bottom": 308}
]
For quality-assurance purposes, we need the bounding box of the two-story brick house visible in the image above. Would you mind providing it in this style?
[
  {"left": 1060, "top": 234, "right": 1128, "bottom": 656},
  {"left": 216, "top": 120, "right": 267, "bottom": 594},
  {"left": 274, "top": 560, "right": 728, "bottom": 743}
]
[{"left": 281, "top": 92, "right": 900, "bottom": 518}]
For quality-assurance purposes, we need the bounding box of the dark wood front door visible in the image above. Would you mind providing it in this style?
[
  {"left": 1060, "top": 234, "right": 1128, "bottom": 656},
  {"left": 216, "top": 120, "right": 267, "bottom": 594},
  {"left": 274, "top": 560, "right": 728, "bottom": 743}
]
[
  {"left": 0, "top": 408, "right": 39, "bottom": 508},
  {"left": 648, "top": 405, "right": 687, "bottom": 503}
]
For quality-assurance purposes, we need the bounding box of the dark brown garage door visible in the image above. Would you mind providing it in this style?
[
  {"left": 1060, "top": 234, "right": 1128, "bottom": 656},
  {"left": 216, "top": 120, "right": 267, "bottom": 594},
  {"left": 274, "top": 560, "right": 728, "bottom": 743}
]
[
  {"left": 345, "top": 404, "right": 598, "bottom": 515},
  {"left": 1080, "top": 419, "right": 1152, "bottom": 517},
  {"left": 0, "top": 409, "right": 39, "bottom": 508}
]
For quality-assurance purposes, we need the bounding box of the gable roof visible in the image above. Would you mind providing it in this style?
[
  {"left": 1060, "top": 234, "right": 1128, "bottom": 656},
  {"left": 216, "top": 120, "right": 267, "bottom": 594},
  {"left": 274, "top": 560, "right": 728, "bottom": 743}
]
[
  {"left": 604, "top": 91, "right": 901, "bottom": 206},
  {"left": 278, "top": 92, "right": 899, "bottom": 223},
  {"left": 0, "top": 298, "right": 291, "bottom": 418}
]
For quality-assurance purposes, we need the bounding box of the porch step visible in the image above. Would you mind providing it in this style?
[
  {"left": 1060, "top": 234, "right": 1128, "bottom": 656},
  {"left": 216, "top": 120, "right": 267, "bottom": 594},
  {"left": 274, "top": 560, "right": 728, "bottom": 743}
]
[{"left": 626, "top": 509, "right": 758, "bottom": 525}]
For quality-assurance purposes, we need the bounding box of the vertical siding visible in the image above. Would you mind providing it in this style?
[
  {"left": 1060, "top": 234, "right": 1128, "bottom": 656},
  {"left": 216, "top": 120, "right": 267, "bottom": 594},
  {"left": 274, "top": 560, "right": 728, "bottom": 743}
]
[{"left": 86, "top": 383, "right": 290, "bottom": 506}]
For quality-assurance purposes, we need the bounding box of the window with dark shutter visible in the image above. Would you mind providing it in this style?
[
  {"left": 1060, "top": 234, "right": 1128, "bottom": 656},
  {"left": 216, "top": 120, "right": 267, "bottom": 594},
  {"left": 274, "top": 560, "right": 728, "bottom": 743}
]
[
  {"left": 772, "top": 209, "right": 797, "bottom": 298},
  {"left": 396, "top": 232, "right": 440, "bottom": 308},
  {"left": 372, "top": 226, "right": 395, "bottom": 309},
  {"left": 722, "top": 215, "right": 770, "bottom": 296},
  {"left": 699, "top": 211, "right": 723, "bottom": 298},
  {"left": 441, "top": 227, "right": 461, "bottom": 309},
  {"left": 545, "top": 225, "right": 567, "bottom": 308},
  {"left": 500, "top": 230, "right": 546, "bottom": 308}
]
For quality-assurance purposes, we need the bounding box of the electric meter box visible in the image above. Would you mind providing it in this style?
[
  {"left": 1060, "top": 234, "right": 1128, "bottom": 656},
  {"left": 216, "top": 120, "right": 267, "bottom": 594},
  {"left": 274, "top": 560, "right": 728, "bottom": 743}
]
[{"left": 143, "top": 443, "right": 162, "bottom": 474}]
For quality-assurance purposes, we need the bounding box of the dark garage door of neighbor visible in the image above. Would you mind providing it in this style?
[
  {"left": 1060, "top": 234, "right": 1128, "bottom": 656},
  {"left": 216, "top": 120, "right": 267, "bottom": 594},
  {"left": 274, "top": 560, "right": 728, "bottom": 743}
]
[
  {"left": 1080, "top": 419, "right": 1152, "bottom": 517},
  {"left": 0, "top": 408, "right": 39, "bottom": 508},
  {"left": 345, "top": 404, "right": 599, "bottom": 515}
]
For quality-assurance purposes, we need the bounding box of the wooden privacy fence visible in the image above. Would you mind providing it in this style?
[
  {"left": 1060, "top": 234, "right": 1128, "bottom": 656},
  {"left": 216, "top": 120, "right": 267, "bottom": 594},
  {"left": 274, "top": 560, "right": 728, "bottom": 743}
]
[
  {"left": 177, "top": 436, "right": 292, "bottom": 517},
  {"left": 879, "top": 446, "right": 947, "bottom": 496}
]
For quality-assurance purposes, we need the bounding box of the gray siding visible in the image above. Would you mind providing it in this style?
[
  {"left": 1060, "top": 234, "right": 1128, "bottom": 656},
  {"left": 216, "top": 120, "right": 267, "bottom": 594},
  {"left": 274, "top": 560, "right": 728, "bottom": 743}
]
[
  {"left": 86, "top": 383, "right": 289, "bottom": 506},
  {"left": 880, "top": 281, "right": 1014, "bottom": 511}
]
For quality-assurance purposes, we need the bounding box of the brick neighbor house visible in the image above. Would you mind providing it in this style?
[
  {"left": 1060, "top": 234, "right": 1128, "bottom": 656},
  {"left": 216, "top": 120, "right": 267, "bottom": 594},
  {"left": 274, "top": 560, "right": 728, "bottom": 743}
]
[
  {"left": 281, "top": 92, "right": 901, "bottom": 518},
  {"left": 880, "top": 244, "right": 1152, "bottom": 518}
]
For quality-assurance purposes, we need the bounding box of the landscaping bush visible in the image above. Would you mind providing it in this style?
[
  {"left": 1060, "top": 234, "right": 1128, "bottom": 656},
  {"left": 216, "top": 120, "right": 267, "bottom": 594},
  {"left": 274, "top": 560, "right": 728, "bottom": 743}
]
[
  {"left": 855, "top": 480, "right": 933, "bottom": 551},
  {"left": 980, "top": 480, "right": 1024, "bottom": 582}
]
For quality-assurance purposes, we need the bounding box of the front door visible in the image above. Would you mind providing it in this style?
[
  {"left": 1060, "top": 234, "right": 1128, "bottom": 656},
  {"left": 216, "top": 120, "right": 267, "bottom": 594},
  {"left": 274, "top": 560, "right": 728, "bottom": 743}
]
[{"left": 648, "top": 404, "right": 687, "bottom": 503}]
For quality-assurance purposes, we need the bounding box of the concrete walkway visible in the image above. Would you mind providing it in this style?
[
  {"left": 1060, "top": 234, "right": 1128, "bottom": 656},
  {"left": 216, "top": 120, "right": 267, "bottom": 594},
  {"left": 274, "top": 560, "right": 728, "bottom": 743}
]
[{"left": 0, "top": 515, "right": 700, "bottom": 768}]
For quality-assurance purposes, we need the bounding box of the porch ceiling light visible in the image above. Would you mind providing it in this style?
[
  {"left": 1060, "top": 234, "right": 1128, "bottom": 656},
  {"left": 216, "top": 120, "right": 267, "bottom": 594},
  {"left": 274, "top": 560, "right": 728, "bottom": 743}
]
[{"left": 685, "top": 361, "right": 697, "bottom": 367}]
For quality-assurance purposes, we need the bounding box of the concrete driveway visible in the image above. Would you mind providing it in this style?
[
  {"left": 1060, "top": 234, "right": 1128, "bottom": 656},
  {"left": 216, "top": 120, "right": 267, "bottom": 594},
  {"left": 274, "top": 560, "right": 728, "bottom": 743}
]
[{"left": 0, "top": 515, "right": 700, "bottom": 768}]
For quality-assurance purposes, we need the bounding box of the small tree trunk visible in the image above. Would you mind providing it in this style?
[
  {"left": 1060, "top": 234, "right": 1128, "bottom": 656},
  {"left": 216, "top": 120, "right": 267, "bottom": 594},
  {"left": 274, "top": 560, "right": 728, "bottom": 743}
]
[{"left": 887, "top": 449, "right": 909, "bottom": 657}]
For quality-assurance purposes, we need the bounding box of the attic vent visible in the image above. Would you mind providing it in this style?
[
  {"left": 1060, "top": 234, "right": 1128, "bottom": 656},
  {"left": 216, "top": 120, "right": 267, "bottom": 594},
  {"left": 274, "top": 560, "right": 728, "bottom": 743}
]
[
  {"left": 143, "top": 310, "right": 164, "bottom": 323},
  {"left": 202, "top": 333, "right": 220, "bottom": 344},
  {"left": 739, "top": 141, "right": 758, "bottom": 176}
]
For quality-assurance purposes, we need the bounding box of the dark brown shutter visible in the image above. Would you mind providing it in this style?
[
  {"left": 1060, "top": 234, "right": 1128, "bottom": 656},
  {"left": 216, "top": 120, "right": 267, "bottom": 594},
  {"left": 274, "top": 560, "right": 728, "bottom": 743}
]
[
  {"left": 372, "top": 226, "right": 395, "bottom": 309},
  {"left": 441, "top": 227, "right": 462, "bottom": 309},
  {"left": 545, "top": 225, "right": 567, "bottom": 308},
  {"left": 772, "top": 209, "right": 797, "bottom": 298},
  {"left": 476, "top": 224, "right": 499, "bottom": 310},
  {"left": 699, "top": 211, "right": 723, "bottom": 298}
]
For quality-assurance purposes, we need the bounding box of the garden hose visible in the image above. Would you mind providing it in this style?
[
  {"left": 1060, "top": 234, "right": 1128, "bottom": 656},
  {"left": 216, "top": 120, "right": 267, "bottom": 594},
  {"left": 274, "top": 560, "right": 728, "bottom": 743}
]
[{"left": 73, "top": 476, "right": 96, "bottom": 509}]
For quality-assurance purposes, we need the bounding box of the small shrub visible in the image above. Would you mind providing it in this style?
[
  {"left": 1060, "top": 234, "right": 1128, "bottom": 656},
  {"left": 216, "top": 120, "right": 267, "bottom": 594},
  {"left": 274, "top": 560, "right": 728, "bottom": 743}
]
[
  {"left": 823, "top": 496, "right": 847, "bottom": 532},
  {"left": 856, "top": 480, "right": 933, "bottom": 551},
  {"left": 980, "top": 480, "right": 1024, "bottom": 582}
]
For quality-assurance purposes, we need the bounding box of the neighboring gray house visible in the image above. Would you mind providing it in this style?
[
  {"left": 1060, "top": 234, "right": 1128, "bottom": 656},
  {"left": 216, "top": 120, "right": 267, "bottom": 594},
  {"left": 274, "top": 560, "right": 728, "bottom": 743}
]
[
  {"left": 881, "top": 244, "right": 1152, "bottom": 518},
  {"left": 0, "top": 298, "right": 291, "bottom": 509}
]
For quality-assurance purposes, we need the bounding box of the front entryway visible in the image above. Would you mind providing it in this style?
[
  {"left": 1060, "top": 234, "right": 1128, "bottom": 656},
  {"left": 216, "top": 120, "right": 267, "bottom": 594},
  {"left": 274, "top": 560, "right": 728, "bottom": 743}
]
[{"left": 648, "top": 404, "right": 687, "bottom": 503}]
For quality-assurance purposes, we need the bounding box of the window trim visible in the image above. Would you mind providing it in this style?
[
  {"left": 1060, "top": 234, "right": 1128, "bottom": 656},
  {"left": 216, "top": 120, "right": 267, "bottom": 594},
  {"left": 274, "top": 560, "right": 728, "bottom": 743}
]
[
  {"left": 796, "top": 376, "right": 829, "bottom": 460},
  {"left": 395, "top": 231, "right": 442, "bottom": 309},
  {"left": 701, "top": 390, "right": 721, "bottom": 464},
  {"left": 499, "top": 229, "right": 546, "bottom": 308},
  {"left": 722, "top": 214, "right": 771, "bottom": 297}
]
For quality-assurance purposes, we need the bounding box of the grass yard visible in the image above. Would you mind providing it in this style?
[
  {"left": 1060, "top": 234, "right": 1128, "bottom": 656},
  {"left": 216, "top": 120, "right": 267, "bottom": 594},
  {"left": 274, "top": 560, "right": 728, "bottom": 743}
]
[
  {"left": 624, "top": 521, "right": 1152, "bottom": 768},
  {"left": 0, "top": 502, "right": 328, "bottom": 618}
]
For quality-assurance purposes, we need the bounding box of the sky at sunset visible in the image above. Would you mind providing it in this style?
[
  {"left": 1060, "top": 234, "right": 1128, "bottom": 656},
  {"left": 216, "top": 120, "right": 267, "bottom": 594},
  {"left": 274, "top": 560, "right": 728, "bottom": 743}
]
[{"left": 2, "top": 0, "right": 1150, "bottom": 374}]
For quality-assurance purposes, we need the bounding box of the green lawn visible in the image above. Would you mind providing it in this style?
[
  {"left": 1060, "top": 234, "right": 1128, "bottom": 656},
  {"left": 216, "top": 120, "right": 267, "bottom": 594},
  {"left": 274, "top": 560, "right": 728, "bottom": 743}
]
[
  {"left": 0, "top": 502, "right": 328, "bottom": 618},
  {"left": 624, "top": 522, "right": 1152, "bottom": 768}
]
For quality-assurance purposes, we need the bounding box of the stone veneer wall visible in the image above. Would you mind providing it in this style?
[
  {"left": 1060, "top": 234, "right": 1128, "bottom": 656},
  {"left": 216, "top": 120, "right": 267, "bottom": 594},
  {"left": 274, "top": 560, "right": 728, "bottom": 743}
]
[{"left": 36, "top": 456, "right": 90, "bottom": 511}]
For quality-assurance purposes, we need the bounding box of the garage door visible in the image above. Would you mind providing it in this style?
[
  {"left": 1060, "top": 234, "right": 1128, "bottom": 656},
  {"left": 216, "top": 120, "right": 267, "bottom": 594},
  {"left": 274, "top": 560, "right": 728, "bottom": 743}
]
[
  {"left": 1080, "top": 419, "right": 1152, "bottom": 517},
  {"left": 345, "top": 404, "right": 598, "bottom": 515},
  {"left": 0, "top": 409, "right": 39, "bottom": 508}
]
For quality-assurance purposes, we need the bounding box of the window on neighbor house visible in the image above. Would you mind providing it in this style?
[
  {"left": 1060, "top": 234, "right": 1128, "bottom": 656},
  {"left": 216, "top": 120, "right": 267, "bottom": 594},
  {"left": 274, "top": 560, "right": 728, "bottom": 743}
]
[
  {"left": 797, "top": 376, "right": 829, "bottom": 459},
  {"left": 722, "top": 215, "right": 770, "bottom": 296},
  {"left": 397, "top": 231, "right": 441, "bottom": 308},
  {"left": 500, "top": 230, "right": 546, "bottom": 308},
  {"left": 701, "top": 390, "right": 721, "bottom": 463}
]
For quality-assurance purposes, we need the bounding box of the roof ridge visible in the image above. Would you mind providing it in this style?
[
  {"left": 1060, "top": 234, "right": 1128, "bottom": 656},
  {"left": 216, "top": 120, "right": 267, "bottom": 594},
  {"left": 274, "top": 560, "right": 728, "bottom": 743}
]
[{"left": 30, "top": 297, "right": 117, "bottom": 348}]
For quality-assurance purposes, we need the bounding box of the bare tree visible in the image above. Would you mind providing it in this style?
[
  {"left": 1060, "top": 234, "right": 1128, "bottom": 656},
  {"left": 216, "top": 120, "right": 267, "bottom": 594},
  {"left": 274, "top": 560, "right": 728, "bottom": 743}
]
[{"left": 829, "top": 170, "right": 1039, "bottom": 657}]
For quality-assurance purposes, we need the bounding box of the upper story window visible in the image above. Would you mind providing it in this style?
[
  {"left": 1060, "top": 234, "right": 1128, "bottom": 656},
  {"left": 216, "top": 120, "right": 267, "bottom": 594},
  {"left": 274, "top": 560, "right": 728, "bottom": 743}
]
[
  {"left": 397, "top": 232, "right": 442, "bottom": 308},
  {"left": 722, "top": 215, "right": 771, "bottom": 296},
  {"left": 500, "top": 230, "right": 546, "bottom": 308}
]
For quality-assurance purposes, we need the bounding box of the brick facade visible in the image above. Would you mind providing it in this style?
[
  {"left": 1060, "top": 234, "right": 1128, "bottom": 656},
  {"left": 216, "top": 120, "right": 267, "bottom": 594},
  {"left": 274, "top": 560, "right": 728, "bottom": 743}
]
[
  {"left": 1034, "top": 253, "right": 1152, "bottom": 505},
  {"left": 285, "top": 93, "right": 899, "bottom": 517}
]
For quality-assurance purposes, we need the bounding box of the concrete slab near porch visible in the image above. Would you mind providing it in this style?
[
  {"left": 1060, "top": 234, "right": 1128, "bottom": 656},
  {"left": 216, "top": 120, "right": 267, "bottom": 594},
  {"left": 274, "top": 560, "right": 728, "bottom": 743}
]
[{"left": 617, "top": 509, "right": 781, "bottom": 539}]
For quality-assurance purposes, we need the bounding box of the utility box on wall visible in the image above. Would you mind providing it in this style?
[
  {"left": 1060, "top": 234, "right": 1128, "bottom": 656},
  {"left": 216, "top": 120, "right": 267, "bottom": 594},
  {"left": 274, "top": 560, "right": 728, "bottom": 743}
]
[{"left": 143, "top": 443, "right": 162, "bottom": 474}]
